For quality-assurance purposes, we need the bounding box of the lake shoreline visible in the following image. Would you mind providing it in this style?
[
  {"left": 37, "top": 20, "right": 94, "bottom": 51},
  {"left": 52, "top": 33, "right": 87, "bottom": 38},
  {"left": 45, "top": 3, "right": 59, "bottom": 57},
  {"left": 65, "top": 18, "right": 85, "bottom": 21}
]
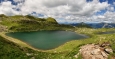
[
  {"left": 0, "top": 32, "right": 41, "bottom": 51},
  {"left": 0, "top": 31, "right": 88, "bottom": 52}
]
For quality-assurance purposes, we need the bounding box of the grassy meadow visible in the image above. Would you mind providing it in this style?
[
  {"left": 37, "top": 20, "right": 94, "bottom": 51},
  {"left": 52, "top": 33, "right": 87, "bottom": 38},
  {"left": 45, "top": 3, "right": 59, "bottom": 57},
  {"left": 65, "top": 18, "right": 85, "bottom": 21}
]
[
  {"left": 0, "top": 28, "right": 115, "bottom": 59},
  {"left": 0, "top": 15, "right": 115, "bottom": 59}
]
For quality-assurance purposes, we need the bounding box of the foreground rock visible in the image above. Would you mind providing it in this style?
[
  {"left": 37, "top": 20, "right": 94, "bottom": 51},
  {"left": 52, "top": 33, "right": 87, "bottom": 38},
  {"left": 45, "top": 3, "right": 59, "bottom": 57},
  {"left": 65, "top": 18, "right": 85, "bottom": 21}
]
[{"left": 75, "top": 43, "right": 113, "bottom": 59}]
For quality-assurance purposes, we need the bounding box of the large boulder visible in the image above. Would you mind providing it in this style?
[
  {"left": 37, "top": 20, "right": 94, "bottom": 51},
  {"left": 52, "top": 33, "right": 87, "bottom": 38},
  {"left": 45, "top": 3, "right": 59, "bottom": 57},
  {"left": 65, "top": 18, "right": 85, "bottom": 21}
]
[{"left": 75, "top": 44, "right": 113, "bottom": 59}]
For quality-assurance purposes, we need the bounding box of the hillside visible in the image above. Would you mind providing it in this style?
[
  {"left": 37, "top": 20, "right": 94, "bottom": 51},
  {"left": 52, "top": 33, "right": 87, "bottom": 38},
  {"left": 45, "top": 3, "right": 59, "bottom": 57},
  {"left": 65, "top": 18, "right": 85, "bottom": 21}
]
[
  {"left": 0, "top": 36, "right": 64, "bottom": 59},
  {"left": 71, "top": 23, "right": 115, "bottom": 28},
  {"left": 0, "top": 14, "right": 115, "bottom": 59},
  {"left": 0, "top": 14, "right": 73, "bottom": 32},
  {"left": 0, "top": 28, "right": 115, "bottom": 59},
  {"left": 75, "top": 22, "right": 92, "bottom": 28}
]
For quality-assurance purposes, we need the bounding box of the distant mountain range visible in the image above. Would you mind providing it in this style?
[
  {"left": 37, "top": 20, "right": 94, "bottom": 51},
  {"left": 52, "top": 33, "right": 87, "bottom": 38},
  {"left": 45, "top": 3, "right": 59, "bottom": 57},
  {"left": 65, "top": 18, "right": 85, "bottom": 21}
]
[{"left": 70, "top": 23, "right": 115, "bottom": 28}]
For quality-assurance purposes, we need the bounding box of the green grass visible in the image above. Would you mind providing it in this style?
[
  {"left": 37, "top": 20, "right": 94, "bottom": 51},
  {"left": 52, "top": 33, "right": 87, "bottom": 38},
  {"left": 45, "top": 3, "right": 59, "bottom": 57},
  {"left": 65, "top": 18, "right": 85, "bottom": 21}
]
[
  {"left": 0, "top": 15, "right": 115, "bottom": 59},
  {"left": 0, "top": 15, "right": 74, "bottom": 32},
  {"left": 0, "top": 28, "right": 115, "bottom": 59},
  {"left": 0, "top": 36, "right": 30, "bottom": 59},
  {"left": 0, "top": 35, "right": 71, "bottom": 59}
]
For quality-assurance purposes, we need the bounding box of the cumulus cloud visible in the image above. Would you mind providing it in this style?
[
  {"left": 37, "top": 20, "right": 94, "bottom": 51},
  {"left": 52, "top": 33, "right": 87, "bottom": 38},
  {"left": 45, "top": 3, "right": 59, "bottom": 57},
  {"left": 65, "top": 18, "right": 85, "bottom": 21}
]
[
  {"left": 68, "top": 0, "right": 109, "bottom": 16},
  {"left": 0, "top": 1, "right": 19, "bottom": 15},
  {"left": 0, "top": 0, "right": 115, "bottom": 23},
  {"left": 13, "top": 0, "right": 24, "bottom": 3}
]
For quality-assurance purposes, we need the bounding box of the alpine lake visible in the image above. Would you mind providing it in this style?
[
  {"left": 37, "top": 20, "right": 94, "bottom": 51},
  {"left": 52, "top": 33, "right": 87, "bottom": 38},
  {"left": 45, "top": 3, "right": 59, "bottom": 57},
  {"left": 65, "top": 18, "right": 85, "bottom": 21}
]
[{"left": 6, "top": 31, "right": 88, "bottom": 50}]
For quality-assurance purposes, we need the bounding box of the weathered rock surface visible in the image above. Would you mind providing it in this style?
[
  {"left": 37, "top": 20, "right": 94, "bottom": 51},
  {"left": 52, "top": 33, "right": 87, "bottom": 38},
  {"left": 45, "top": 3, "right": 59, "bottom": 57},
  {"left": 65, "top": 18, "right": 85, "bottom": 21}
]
[
  {"left": 105, "top": 48, "right": 113, "bottom": 54},
  {"left": 0, "top": 25, "right": 7, "bottom": 32},
  {"left": 75, "top": 44, "right": 113, "bottom": 59}
]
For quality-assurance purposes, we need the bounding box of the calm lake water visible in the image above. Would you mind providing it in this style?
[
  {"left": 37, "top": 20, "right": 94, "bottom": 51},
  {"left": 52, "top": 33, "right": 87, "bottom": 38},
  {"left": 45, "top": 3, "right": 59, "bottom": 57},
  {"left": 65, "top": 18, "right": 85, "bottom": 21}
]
[{"left": 6, "top": 31, "right": 88, "bottom": 50}]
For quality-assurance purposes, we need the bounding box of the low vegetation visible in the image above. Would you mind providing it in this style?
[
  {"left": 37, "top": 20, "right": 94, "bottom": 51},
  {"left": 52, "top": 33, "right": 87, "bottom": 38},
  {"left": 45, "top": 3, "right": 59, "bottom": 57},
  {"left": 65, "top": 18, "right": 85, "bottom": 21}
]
[
  {"left": 0, "top": 28, "right": 115, "bottom": 59},
  {"left": 0, "top": 14, "right": 73, "bottom": 32},
  {"left": 0, "top": 14, "right": 115, "bottom": 59}
]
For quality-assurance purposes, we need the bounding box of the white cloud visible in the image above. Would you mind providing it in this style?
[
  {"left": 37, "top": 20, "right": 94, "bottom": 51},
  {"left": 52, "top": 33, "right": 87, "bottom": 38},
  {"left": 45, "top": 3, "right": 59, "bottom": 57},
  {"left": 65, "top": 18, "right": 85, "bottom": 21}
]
[
  {"left": 97, "top": 15, "right": 105, "bottom": 19},
  {"left": 13, "top": 0, "right": 24, "bottom": 3},
  {"left": 0, "top": 0, "right": 115, "bottom": 23},
  {"left": 113, "top": 2, "right": 115, "bottom": 5},
  {"left": 0, "top": 1, "right": 19, "bottom": 15},
  {"left": 68, "top": 0, "right": 109, "bottom": 16},
  {"left": 109, "top": 7, "right": 114, "bottom": 11},
  {"left": 43, "top": 0, "right": 67, "bottom": 7}
]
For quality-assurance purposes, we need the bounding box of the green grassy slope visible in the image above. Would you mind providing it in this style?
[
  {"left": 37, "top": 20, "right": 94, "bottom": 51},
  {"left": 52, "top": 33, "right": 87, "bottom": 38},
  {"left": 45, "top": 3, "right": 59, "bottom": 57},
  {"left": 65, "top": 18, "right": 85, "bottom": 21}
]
[
  {"left": 0, "top": 14, "right": 115, "bottom": 59},
  {"left": 0, "top": 35, "right": 80, "bottom": 59},
  {"left": 0, "top": 36, "right": 30, "bottom": 59},
  {"left": 0, "top": 28, "right": 115, "bottom": 59},
  {"left": 0, "top": 14, "right": 73, "bottom": 32}
]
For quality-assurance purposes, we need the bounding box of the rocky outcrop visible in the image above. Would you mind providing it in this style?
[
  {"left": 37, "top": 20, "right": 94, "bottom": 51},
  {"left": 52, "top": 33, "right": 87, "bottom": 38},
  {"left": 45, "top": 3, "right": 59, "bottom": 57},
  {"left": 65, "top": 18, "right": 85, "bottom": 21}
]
[
  {"left": 75, "top": 43, "right": 113, "bottom": 59},
  {"left": 0, "top": 25, "right": 8, "bottom": 32}
]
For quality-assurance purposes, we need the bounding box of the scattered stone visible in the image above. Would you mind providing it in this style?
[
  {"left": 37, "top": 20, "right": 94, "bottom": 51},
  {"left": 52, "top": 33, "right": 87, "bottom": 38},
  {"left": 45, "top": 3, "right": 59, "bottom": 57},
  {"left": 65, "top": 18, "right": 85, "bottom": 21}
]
[
  {"left": 74, "top": 53, "right": 79, "bottom": 58},
  {"left": 31, "top": 57, "right": 35, "bottom": 59},
  {"left": 0, "top": 25, "right": 8, "bottom": 32},
  {"left": 26, "top": 53, "right": 33, "bottom": 56},
  {"left": 101, "top": 51, "right": 108, "bottom": 58},
  {"left": 100, "top": 42, "right": 110, "bottom": 47},
  {"left": 105, "top": 48, "right": 113, "bottom": 54},
  {"left": 54, "top": 51, "right": 57, "bottom": 53}
]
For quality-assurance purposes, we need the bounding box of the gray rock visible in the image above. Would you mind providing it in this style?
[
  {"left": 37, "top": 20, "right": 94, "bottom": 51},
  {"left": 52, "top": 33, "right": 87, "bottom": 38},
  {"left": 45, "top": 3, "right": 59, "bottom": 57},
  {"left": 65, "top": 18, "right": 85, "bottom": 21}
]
[
  {"left": 26, "top": 53, "right": 33, "bottom": 56},
  {"left": 74, "top": 53, "right": 79, "bottom": 58},
  {"left": 31, "top": 57, "right": 35, "bottom": 59},
  {"left": 101, "top": 51, "right": 108, "bottom": 58},
  {"left": 95, "top": 55, "right": 104, "bottom": 59},
  {"left": 77, "top": 44, "right": 111, "bottom": 59},
  {"left": 91, "top": 49, "right": 101, "bottom": 55},
  {"left": 105, "top": 48, "right": 113, "bottom": 54}
]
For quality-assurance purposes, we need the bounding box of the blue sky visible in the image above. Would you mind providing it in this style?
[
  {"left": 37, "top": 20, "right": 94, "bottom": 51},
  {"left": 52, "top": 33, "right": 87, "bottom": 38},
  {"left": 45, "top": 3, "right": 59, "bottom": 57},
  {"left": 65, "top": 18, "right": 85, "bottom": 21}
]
[{"left": 0, "top": 0, "right": 115, "bottom": 23}]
